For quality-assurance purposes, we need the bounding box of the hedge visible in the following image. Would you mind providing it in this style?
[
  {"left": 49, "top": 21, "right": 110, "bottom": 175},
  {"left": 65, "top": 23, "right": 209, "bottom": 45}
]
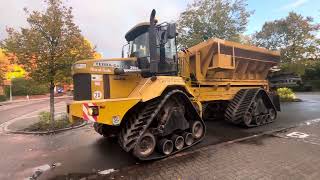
[
  {"left": 0, "top": 95, "right": 6, "bottom": 102},
  {"left": 4, "top": 78, "right": 49, "bottom": 96}
]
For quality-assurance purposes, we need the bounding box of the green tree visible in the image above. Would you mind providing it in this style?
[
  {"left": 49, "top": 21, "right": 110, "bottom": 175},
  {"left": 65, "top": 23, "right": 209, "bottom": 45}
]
[
  {"left": 252, "top": 12, "right": 320, "bottom": 75},
  {"left": 1, "top": 0, "right": 95, "bottom": 126},
  {"left": 177, "top": 0, "right": 253, "bottom": 48}
]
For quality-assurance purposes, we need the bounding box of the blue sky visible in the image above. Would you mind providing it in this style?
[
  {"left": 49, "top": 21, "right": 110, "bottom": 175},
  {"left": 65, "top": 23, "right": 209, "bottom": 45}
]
[
  {"left": 0, "top": 0, "right": 319, "bottom": 58},
  {"left": 246, "top": 0, "right": 320, "bottom": 34}
]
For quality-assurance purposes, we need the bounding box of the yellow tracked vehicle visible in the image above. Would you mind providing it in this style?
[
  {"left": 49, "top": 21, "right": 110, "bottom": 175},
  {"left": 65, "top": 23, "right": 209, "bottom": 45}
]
[{"left": 67, "top": 10, "right": 281, "bottom": 160}]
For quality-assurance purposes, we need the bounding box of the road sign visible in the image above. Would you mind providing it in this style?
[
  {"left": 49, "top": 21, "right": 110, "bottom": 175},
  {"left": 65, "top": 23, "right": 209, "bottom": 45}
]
[{"left": 3, "top": 80, "right": 11, "bottom": 86}]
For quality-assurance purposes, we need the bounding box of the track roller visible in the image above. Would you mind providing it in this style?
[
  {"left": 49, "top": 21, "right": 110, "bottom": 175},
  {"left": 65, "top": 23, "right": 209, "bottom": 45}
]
[
  {"left": 255, "top": 115, "right": 262, "bottom": 125},
  {"left": 183, "top": 132, "right": 194, "bottom": 146},
  {"left": 158, "top": 138, "right": 174, "bottom": 155},
  {"left": 133, "top": 132, "right": 156, "bottom": 158},
  {"left": 171, "top": 134, "right": 184, "bottom": 150},
  {"left": 191, "top": 121, "right": 204, "bottom": 139}
]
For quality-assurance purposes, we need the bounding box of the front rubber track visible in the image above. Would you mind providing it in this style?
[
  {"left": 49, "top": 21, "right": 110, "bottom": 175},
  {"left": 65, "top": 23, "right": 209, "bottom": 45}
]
[{"left": 127, "top": 90, "right": 206, "bottom": 161}]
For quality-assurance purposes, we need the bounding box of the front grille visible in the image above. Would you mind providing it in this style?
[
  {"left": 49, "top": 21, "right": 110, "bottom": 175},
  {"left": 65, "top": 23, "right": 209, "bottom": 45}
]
[
  {"left": 73, "top": 74, "right": 91, "bottom": 101},
  {"left": 103, "top": 74, "right": 110, "bottom": 99}
]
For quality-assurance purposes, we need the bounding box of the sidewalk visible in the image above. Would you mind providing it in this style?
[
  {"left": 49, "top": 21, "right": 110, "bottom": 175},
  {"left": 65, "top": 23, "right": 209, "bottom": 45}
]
[
  {"left": 103, "top": 121, "right": 320, "bottom": 180},
  {"left": 0, "top": 95, "right": 72, "bottom": 106}
]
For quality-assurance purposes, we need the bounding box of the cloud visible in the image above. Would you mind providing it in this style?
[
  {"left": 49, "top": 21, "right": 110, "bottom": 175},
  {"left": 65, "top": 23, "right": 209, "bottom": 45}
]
[
  {"left": 280, "top": 0, "right": 309, "bottom": 11},
  {"left": 0, "top": 0, "right": 191, "bottom": 58}
]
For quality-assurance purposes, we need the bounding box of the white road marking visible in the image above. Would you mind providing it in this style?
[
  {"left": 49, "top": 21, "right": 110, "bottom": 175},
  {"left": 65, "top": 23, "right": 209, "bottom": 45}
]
[
  {"left": 287, "top": 132, "right": 310, "bottom": 138},
  {"left": 304, "top": 118, "right": 320, "bottom": 125},
  {"left": 33, "top": 164, "right": 51, "bottom": 172},
  {"left": 98, "top": 168, "right": 118, "bottom": 175}
]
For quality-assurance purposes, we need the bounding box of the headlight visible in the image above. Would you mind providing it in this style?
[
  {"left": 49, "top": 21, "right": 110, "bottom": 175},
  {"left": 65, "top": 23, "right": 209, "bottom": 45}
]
[
  {"left": 74, "top": 63, "right": 87, "bottom": 69},
  {"left": 88, "top": 106, "right": 99, "bottom": 116}
]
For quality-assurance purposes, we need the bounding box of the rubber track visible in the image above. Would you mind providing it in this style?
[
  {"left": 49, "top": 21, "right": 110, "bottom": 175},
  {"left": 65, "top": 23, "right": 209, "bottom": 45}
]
[
  {"left": 119, "top": 90, "right": 206, "bottom": 160},
  {"left": 225, "top": 88, "right": 276, "bottom": 127}
]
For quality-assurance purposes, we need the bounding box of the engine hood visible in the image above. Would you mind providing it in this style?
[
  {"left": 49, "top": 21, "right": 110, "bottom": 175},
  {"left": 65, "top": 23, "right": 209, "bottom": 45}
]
[{"left": 72, "top": 57, "right": 138, "bottom": 75}]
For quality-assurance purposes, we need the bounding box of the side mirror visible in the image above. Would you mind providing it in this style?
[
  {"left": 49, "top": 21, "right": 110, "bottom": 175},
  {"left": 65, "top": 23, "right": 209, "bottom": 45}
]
[
  {"left": 167, "top": 23, "right": 176, "bottom": 39},
  {"left": 121, "top": 43, "right": 129, "bottom": 58}
]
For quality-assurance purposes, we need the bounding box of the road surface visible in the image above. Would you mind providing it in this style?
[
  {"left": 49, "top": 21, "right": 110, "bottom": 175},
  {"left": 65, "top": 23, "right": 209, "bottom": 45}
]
[{"left": 0, "top": 92, "right": 319, "bottom": 179}]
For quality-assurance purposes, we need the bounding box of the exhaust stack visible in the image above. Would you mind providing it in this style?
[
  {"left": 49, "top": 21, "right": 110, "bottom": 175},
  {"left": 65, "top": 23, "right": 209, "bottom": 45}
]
[{"left": 149, "top": 9, "right": 158, "bottom": 74}]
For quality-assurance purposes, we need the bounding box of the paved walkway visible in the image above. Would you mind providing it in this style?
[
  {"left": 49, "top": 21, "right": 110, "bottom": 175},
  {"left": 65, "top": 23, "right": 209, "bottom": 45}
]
[{"left": 102, "top": 120, "right": 320, "bottom": 180}]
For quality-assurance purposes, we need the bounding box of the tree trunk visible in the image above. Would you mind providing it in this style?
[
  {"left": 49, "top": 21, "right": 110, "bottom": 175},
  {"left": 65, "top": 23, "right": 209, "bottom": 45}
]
[{"left": 49, "top": 80, "right": 55, "bottom": 131}]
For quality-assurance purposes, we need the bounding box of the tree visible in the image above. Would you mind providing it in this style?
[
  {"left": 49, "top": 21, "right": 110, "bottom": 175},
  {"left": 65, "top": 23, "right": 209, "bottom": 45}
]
[
  {"left": 177, "top": 0, "right": 253, "bottom": 48},
  {"left": 0, "top": 49, "right": 9, "bottom": 84},
  {"left": 1, "top": 0, "right": 95, "bottom": 126},
  {"left": 252, "top": 12, "right": 320, "bottom": 75},
  {"left": 6, "top": 65, "right": 26, "bottom": 80}
]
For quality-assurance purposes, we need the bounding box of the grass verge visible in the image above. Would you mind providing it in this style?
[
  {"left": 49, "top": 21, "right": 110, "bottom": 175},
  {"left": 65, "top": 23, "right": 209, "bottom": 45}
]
[{"left": 24, "top": 111, "right": 83, "bottom": 132}]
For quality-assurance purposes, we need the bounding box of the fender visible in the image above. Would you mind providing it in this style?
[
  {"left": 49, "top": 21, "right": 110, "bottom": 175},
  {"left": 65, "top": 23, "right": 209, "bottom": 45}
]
[{"left": 128, "top": 76, "right": 194, "bottom": 102}]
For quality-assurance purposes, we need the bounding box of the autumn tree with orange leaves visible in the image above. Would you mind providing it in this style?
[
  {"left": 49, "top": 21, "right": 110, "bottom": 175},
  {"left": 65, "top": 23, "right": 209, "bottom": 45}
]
[{"left": 1, "top": 0, "right": 95, "bottom": 126}]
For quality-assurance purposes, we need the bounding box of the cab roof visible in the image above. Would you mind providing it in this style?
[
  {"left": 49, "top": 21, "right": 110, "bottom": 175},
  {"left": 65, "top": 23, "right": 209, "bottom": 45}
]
[{"left": 125, "top": 22, "right": 150, "bottom": 42}]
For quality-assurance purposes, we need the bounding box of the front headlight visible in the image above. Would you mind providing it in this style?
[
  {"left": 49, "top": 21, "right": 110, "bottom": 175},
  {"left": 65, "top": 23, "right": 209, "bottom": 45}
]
[
  {"left": 74, "top": 63, "right": 87, "bottom": 69},
  {"left": 88, "top": 106, "right": 99, "bottom": 116}
]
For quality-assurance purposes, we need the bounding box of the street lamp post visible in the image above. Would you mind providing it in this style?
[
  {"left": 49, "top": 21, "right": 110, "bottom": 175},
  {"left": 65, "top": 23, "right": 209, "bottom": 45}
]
[
  {"left": 9, "top": 83, "right": 12, "bottom": 102},
  {"left": 9, "top": 75, "right": 15, "bottom": 102}
]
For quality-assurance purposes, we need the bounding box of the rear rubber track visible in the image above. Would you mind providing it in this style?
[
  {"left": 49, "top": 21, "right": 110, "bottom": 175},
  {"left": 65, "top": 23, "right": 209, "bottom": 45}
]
[{"left": 225, "top": 88, "right": 277, "bottom": 127}]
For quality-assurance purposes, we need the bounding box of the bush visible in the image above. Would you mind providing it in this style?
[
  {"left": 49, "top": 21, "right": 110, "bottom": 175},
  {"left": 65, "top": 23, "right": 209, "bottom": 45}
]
[
  {"left": 5, "top": 78, "right": 49, "bottom": 96},
  {"left": 277, "top": 87, "right": 296, "bottom": 102},
  {"left": 24, "top": 111, "right": 82, "bottom": 132},
  {"left": 0, "top": 95, "right": 7, "bottom": 102},
  {"left": 305, "top": 80, "right": 320, "bottom": 91}
]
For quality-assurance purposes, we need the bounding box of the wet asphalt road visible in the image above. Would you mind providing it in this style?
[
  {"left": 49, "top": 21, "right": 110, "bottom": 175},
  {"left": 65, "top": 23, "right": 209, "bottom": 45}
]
[
  {"left": 0, "top": 92, "right": 319, "bottom": 179},
  {"left": 0, "top": 98, "right": 68, "bottom": 124}
]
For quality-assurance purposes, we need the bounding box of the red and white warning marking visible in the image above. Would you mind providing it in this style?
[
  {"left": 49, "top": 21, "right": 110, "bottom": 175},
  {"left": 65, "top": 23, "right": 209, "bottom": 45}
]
[{"left": 82, "top": 103, "right": 97, "bottom": 122}]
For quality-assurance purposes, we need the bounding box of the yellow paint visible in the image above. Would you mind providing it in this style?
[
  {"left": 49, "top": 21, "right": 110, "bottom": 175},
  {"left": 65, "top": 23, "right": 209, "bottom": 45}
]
[
  {"left": 109, "top": 74, "right": 141, "bottom": 98},
  {"left": 68, "top": 98, "right": 140, "bottom": 125}
]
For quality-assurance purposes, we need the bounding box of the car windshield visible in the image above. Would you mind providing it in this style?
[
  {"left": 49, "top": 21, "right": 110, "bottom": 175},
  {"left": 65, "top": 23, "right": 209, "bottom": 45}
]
[{"left": 129, "top": 32, "right": 150, "bottom": 58}]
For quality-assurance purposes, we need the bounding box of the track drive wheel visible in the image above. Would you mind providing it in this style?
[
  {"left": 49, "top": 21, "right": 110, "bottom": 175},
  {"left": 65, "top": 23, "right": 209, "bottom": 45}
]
[
  {"left": 191, "top": 121, "right": 204, "bottom": 139},
  {"left": 243, "top": 112, "right": 252, "bottom": 126},
  {"left": 133, "top": 132, "right": 156, "bottom": 158},
  {"left": 268, "top": 108, "right": 276, "bottom": 121}
]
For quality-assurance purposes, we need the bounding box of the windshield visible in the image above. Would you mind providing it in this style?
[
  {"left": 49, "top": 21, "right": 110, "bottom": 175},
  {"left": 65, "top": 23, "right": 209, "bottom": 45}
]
[
  {"left": 164, "top": 38, "right": 176, "bottom": 60},
  {"left": 129, "top": 32, "right": 150, "bottom": 58}
]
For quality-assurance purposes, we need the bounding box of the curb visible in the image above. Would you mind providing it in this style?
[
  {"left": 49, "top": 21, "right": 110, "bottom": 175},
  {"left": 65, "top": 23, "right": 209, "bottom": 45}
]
[{"left": 5, "top": 121, "right": 88, "bottom": 135}]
